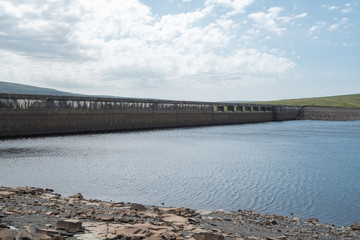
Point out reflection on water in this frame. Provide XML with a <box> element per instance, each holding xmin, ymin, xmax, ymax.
<box><xmin>0</xmin><ymin>120</ymin><xmax>359</xmax><ymax>226</ymax></box>
<box><xmin>0</xmin><ymin>147</ymin><xmax>48</xmax><ymax>158</ymax></box>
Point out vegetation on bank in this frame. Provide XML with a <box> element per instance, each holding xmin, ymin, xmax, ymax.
<box><xmin>255</xmin><ymin>94</ymin><xmax>360</xmax><ymax>108</ymax></box>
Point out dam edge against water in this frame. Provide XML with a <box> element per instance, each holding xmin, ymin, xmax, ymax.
<box><xmin>1</xmin><ymin>93</ymin><xmax>360</xmax><ymax>138</ymax></box>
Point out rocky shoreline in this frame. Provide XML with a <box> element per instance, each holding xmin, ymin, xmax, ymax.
<box><xmin>298</xmin><ymin>106</ymin><xmax>360</xmax><ymax>121</ymax></box>
<box><xmin>1</xmin><ymin>186</ymin><xmax>359</xmax><ymax>240</ymax></box>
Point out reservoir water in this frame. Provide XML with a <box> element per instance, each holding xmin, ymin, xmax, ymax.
<box><xmin>0</xmin><ymin>120</ymin><xmax>359</xmax><ymax>226</ymax></box>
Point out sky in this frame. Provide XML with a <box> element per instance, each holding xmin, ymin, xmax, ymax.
<box><xmin>0</xmin><ymin>0</ymin><xmax>359</xmax><ymax>101</ymax></box>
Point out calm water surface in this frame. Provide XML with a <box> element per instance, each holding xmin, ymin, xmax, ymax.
<box><xmin>0</xmin><ymin>120</ymin><xmax>359</xmax><ymax>226</ymax></box>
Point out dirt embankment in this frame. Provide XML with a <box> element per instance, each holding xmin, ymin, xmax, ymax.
<box><xmin>297</xmin><ymin>106</ymin><xmax>360</xmax><ymax>121</ymax></box>
<box><xmin>1</xmin><ymin>186</ymin><xmax>360</xmax><ymax>240</ymax></box>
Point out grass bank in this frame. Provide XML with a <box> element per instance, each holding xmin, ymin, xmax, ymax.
<box><xmin>255</xmin><ymin>94</ymin><xmax>360</xmax><ymax>108</ymax></box>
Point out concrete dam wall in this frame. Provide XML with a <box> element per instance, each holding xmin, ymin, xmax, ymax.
<box><xmin>0</xmin><ymin>94</ymin><xmax>301</xmax><ymax>138</ymax></box>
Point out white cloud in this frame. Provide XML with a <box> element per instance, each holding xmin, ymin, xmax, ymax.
<box><xmin>248</xmin><ymin>7</ymin><xmax>288</xmax><ymax>36</ymax></box>
<box><xmin>328</xmin><ymin>18</ymin><xmax>349</xmax><ymax>31</ymax></box>
<box><xmin>322</xmin><ymin>5</ymin><xmax>340</xmax><ymax>10</ymax></box>
<box><xmin>0</xmin><ymin>50</ymin><xmax>101</xmax><ymax>90</ymax></box>
<box><xmin>216</xmin><ymin>18</ymin><xmax>236</xmax><ymax>31</ymax></box>
<box><xmin>247</xmin><ymin>8</ymin><xmax>307</xmax><ymax>36</ymax></box>
<box><xmin>295</xmin><ymin>13</ymin><xmax>307</xmax><ymax>18</ymax></box>
<box><xmin>308</xmin><ymin>21</ymin><xmax>327</xmax><ymax>35</ymax></box>
<box><xmin>341</xmin><ymin>8</ymin><xmax>353</xmax><ymax>13</ymax></box>
<box><xmin>205</xmin><ymin>0</ymin><xmax>255</xmax><ymax>16</ymax></box>
<box><xmin>0</xmin><ymin>0</ymin><xmax>296</xmax><ymax>99</ymax></box>
<box><xmin>247</xmin><ymin>28</ymin><xmax>260</xmax><ymax>35</ymax></box>
<box><xmin>342</xmin><ymin>3</ymin><xmax>353</xmax><ymax>13</ymax></box>
<box><xmin>268</xmin><ymin>48</ymin><xmax>287</xmax><ymax>57</ymax></box>
<box><xmin>328</xmin><ymin>24</ymin><xmax>339</xmax><ymax>31</ymax></box>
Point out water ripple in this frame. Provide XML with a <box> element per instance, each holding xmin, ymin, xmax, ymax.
<box><xmin>0</xmin><ymin>121</ymin><xmax>359</xmax><ymax>226</ymax></box>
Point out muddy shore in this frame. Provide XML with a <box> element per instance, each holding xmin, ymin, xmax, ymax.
<box><xmin>1</xmin><ymin>186</ymin><xmax>359</xmax><ymax>240</ymax></box>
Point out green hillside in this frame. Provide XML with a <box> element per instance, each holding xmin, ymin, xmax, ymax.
<box><xmin>0</xmin><ymin>81</ymin><xmax>129</xmax><ymax>99</ymax></box>
<box><xmin>0</xmin><ymin>81</ymin><xmax>80</xmax><ymax>96</ymax></box>
<box><xmin>256</xmin><ymin>94</ymin><xmax>360</xmax><ymax>108</ymax></box>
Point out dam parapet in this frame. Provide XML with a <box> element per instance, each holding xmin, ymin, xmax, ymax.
<box><xmin>0</xmin><ymin>93</ymin><xmax>300</xmax><ymax>138</ymax></box>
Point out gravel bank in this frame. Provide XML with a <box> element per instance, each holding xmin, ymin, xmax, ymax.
<box><xmin>1</xmin><ymin>186</ymin><xmax>359</xmax><ymax>240</ymax></box>
<box><xmin>298</xmin><ymin>106</ymin><xmax>360</xmax><ymax>121</ymax></box>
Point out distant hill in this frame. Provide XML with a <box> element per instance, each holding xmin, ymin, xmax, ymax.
<box><xmin>0</xmin><ymin>81</ymin><xmax>139</xmax><ymax>100</ymax></box>
<box><xmin>255</xmin><ymin>94</ymin><xmax>360</xmax><ymax>108</ymax></box>
<box><xmin>0</xmin><ymin>81</ymin><xmax>82</xmax><ymax>96</ymax></box>
<box><xmin>3</xmin><ymin>81</ymin><xmax>359</xmax><ymax>108</ymax></box>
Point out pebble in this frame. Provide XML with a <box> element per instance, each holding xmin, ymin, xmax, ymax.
<box><xmin>0</xmin><ymin>186</ymin><xmax>359</xmax><ymax>240</ymax></box>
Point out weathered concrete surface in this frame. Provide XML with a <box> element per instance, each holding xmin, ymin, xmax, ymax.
<box><xmin>0</xmin><ymin>94</ymin><xmax>301</xmax><ymax>138</ymax></box>
<box><xmin>297</xmin><ymin>106</ymin><xmax>360</xmax><ymax>121</ymax></box>
<box><xmin>273</xmin><ymin>106</ymin><xmax>301</xmax><ymax>121</ymax></box>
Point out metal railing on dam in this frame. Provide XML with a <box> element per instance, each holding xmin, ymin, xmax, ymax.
<box><xmin>0</xmin><ymin>93</ymin><xmax>301</xmax><ymax>138</ymax></box>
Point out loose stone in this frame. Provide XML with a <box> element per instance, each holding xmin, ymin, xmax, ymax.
<box><xmin>192</xmin><ymin>232</ymin><xmax>225</xmax><ymax>240</ymax></box>
<box><xmin>351</xmin><ymin>222</ymin><xmax>360</xmax><ymax>231</ymax></box>
<box><xmin>56</xmin><ymin>219</ymin><xmax>82</xmax><ymax>233</ymax></box>
<box><xmin>0</xmin><ymin>228</ymin><xmax>15</xmax><ymax>240</ymax></box>
<box><xmin>130</xmin><ymin>203</ymin><xmax>147</xmax><ymax>211</ymax></box>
